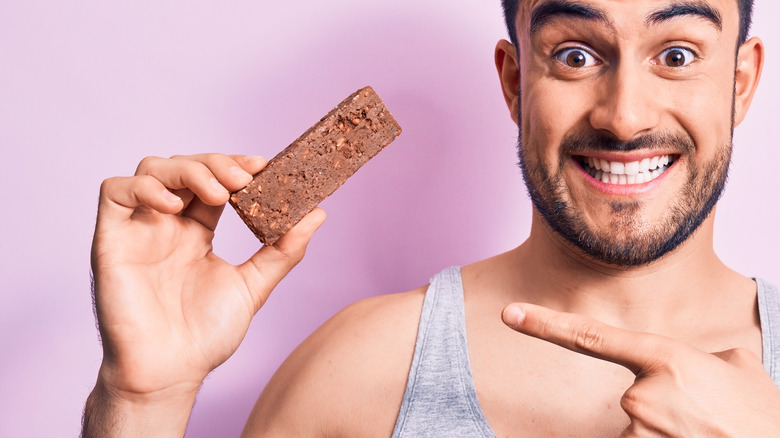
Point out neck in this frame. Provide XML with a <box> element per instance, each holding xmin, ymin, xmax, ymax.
<box><xmin>505</xmin><ymin>209</ymin><xmax>746</xmax><ymax>335</ymax></box>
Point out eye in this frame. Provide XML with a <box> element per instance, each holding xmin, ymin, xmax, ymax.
<box><xmin>554</xmin><ymin>48</ymin><xmax>600</xmax><ymax>68</ymax></box>
<box><xmin>656</xmin><ymin>47</ymin><xmax>696</xmax><ymax>67</ymax></box>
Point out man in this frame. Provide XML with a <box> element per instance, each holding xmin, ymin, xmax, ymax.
<box><xmin>83</xmin><ymin>0</ymin><xmax>780</xmax><ymax>436</ymax></box>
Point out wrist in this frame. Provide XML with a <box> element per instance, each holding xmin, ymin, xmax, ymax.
<box><xmin>82</xmin><ymin>373</ymin><xmax>201</xmax><ymax>438</ymax></box>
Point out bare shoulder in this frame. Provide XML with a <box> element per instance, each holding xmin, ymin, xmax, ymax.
<box><xmin>242</xmin><ymin>286</ymin><xmax>427</xmax><ymax>437</ymax></box>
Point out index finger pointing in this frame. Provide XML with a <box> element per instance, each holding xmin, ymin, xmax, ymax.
<box><xmin>502</xmin><ymin>303</ymin><xmax>676</xmax><ymax>376</ymax></box>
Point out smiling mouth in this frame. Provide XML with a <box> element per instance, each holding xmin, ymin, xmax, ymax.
<box><xmin>575</xmin><ymin>154</ymin><xmax>678</xmax><ymax>185</ymax></box>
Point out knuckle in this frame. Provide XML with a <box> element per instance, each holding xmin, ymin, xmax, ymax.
<box><xmin>281</xmin><ymin>246</ymin><xmax>306</xmax><ymax>266</ymax></box>
<box><xmin>621</xmin><ymin>379</ymin><xmax>665</xmax><ymax>420</ymax></box>
<box><xmin>202</xmin><ymin>153</ymin><xmax>235</xmax><ymax>171</ymax></box>
<box><xmin>292</xmin><ymin>246</ymin><xmax>307</xmax><ymax>263</ymax></box>
<box><xmin>185</xmin><ymin>159</ymin><xmax>210</xmax><ymax>176</ymax></box>
<box><xmin>99</xmin><ymin>177</ymin><xmax>118</xmax><ymax>195</ymax></box>
<box><xmin>136</xmin><ymin>174</ymin><xmax>158</xmax><ymax>189</ymax></box>
<box><xmin>274</xmin><ymin>241</ymin><xmax>308</xmax><ymax>267</ymax></box>
<box><xmin>136</xmin><ymin>155</ymin><xmax>162</xmax><ymax>175</ymax></box>
<box><xmin>186</xmin><ymin>152</ymin><xmax>225</xmax><ymax>167</ymax></box>
<box><xmin>128</xmin><ymin>175</ymin><xmax>163</xmax><ymax>198</ymax></box>
<box><xmin>573</xmin><ymin>322</ymin><xmax>606</xmax><ymax>353</ymax></box>
<box><xmin>99</xmin><ymin>176</ymin><xmax>135</xmax><ymax>199</ymax></box>
<box><xmin>620</xmin><ymin>386</ymin><xmax>644</xmax><ymax>416</ymax></box>
<box><xmin>199</xmin><ymin>152</ymin><xmax>222</xmax><ymax>162</ymax></box>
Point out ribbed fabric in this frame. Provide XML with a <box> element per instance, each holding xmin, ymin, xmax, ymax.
<box><xmin>392</xmin><ymin>267</ymin><xmax>780</xmax><ymax>436</ymax></box>
<box><xmin>757</xmin><ymin>278</ymin><xmax>780</xmax><ymax>386</ymax></box>
<box><xmin>392</xmin><ymin>267</ymin><xmax>495</xmax><ymax>437</ymax></box>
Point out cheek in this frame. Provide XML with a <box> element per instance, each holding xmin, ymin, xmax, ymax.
<box><xmin>666</xmin><ymin>45</ymin><xmax>736</xmax><ymax>145</ymax></box>
<box><xmin>668</xmin><ymin>76</ymin><xmax>734</xmax><ymax>159</ymax></box>
<box><xmin>522</xmin><ymin>78</ymin><xmax>594</xmax><ymax>164</ymax></box>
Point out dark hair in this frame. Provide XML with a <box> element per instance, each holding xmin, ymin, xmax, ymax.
<box><xmin>500</xmin><ymin>0</ymin><xmax>754</xmax><ymax>47</ymax></box>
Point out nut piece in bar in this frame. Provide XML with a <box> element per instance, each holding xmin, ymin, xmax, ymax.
<box><xmin>229</xmin><ymin>86</ymin><xmax>402</xmax><ymax>245</ymax></box>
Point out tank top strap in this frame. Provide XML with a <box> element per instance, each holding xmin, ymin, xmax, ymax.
<box><xmin>392</xmin><ymin>266</ymin><xmax>495</xmax><ymax>437</ymax></box>
<box><xmin>757</xmin><ymin>278</ymin><xmax>780</xmax><ymax>387</ymax></box>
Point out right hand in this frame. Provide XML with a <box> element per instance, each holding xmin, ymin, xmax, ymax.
<box><xmin>90</xmin><ymin>153</ymin><xmax>326</xmax><ymax>401</ymax></box>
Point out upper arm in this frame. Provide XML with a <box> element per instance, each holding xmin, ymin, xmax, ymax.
<box><xmin>241</xmin><ymin>287</ymin><xmax>426</xmax><ymax>437</ymax></box>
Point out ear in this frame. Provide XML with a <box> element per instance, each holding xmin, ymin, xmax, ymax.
<box><xmin>733</xmin><ymin>36</ymin><xmax>764</xmax><ymax>126</ymax></box>
<box><xmin>495</xmin><ymin>39</ymin><xmax>520</xmax><ymax>125</ymax></box>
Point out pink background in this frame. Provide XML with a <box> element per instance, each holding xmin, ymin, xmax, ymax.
<box><xmin>1</xmin><ymin>1</ymin><xmax>777</xmax><ymax>436</ymax></box>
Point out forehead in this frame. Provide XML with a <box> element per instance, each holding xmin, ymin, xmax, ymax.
<box><xmin>516</xmin><ymin>0</ymin><xmax>739</xmax><ymax>36</ymax></box>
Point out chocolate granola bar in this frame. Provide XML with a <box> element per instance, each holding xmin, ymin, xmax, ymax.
<box><xmin>229</xmin><ymin>86</ymin><xmax>402</xmax><ymax>245</ymax></box>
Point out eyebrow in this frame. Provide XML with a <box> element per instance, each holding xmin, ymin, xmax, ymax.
<box><xmin>529</xmin><ymin>1</ymin><xmax>609</xmax><ymax>36</ymax></box>
<box><xmin>529</xmin><ymin>0</ymin><xmax>723</xmax><ymax>38</ymax></box>
<box><xmin>646</xmin><ymin>1</ymin><xmax>722</xmax><ymax>31</ymax></box>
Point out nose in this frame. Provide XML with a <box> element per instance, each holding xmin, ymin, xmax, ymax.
<box><xmin>588</xmin><ymin>61</ymin><xmax>661</xmax><ymax>142</ymax></box>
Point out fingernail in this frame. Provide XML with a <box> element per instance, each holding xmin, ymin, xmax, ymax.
<box><xmin>163</xmin><ymin>189</ymin><xmax>181</xmax><ymax>203</ymax></box>
<box><xmin>504</xmin><ymin>305</ymin><xmax>525</xmax><ymax>327</ymax></box>
<box><xmin>246</xmin><ymin>155</ymin><xmax>265</xmax><ymax>162</ymax></box>
<box><xmin>209</xmin><ymin>177</ymin><xmax>228</xmax><ymax>194</ymax></box>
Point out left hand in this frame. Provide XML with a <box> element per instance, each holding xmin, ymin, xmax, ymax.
<box><xmin>502</xmin><ymin>303</ymin><xmax>780</xmax><ymax>437</ymax></box>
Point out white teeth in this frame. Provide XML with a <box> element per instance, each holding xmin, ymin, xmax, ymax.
<box><xmin>639</xmin><ymin>158</ymin><xmax>651</xmax><ymax>173</ymax></box>
<box><xmin>650</xmin><ymin>156</ymin><xmax>659</xmax><ymax>169</ymax></box>
<box><xmin>581</xmin><ymin>154</ymin><xmax>673</xmax><ymax>185</ymax></box>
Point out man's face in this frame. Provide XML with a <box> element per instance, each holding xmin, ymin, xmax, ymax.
<box><xmin>509</xmin><ymin>0</ymin><xmax>747</xmax><ymax>266</ymax></box>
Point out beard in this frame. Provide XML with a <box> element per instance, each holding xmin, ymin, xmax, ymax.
<box><xmin>518</xmin><ymin>129</ymin><xmax>732</xmax><ymax>267</ymax></box>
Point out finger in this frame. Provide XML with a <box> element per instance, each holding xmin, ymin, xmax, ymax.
<box><xmin>237</xmin><ymin>207</ymin><xmax>327</xmax><ymax>312</ymax></box>
<box><xmin>170</xmin><ymin>188</ymin><xmax>195</xmax><ymax>207</ymax></box>
<box><xmin>502</xmin><ymin>303</ymin><xmax>678</xmax><ymax>375</ymax></box>
<box><xmin>129</xmin><ymin>154</ymin><xmax>264</xmax><ymax>233</ymax></box>
<box><xmin>170</xmin><ymin>153</ymin><xmax>258</xmax><ymax>192</ymax></box>
<box><xmin>134</xmin><ymin>156</ymin><xmax>229</xmax><ymax>206</ymax></box>
<box><xmin>174</xmin><ymin>156</ymin><xmax>265</xmax><ymax>231</ymax></box>
<box><xmin>98</xmin><ymin>176</ymin><xmax>183</xmax><ymax>222</ymax></box>
<box><xmin>180</xmin><ymin>201</ymin><xmax>226</xmax><ymax>232</ymax></box>
<box><xmin>229</xmin><ymin>154</ymin><xmax>267</xmax><ymax>176</ymax></box>
<box><xmin>135</xmin><ymin>154</ymin><xmax>254</xmax><ymax>207</ymax></box>
<box><xmin>168</xmin><ymin>188</ymin><xmax>226</xmax><ymax>231</ymax></box>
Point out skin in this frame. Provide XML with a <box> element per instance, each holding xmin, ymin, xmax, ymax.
<box><xmin>83</xmin><ymin>154</ymin><xmax>326</xmax><ymax>436</ymax></box>
<box><xmin>83</xmin><ymin>0</ymin><xmax>779</xmax><ymax>437</ymax></box>
<box><xmin>508</xmin><ymin>0</ymin><xmax>741</xmax><ymax>268</ymax></box>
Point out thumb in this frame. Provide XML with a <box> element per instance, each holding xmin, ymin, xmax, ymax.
<box><xmin>237</xmin><ymin>207</ymin><xmax>327</xmax><ymax>312</ymax></box>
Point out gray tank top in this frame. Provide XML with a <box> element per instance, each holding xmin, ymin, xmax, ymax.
<box><xmin>391</xmin><ymin>267</ymin><xmax>780</xmax><ymax>437</ymax></box>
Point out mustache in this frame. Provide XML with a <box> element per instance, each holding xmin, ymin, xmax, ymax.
<box><xmin>560</xmin><ymin>131</ymin><xmax>695</xmax><ymax>155</ymax></box>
